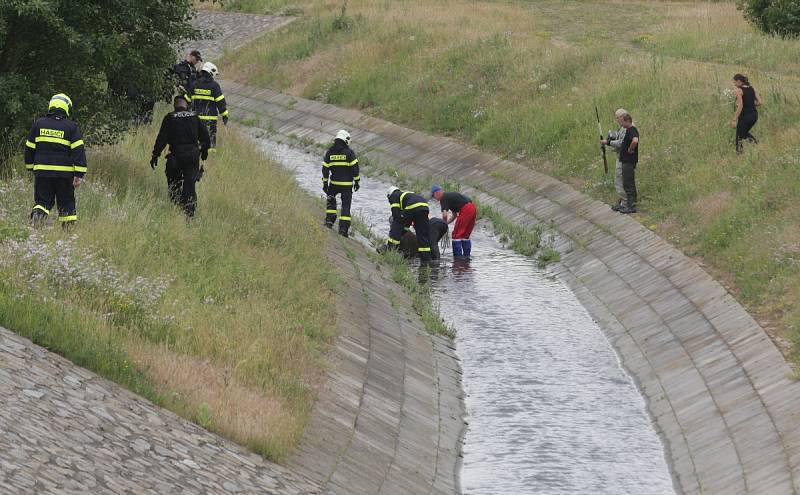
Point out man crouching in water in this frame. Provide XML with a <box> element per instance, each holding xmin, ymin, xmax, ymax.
<box><xmin>150</xmin><ymin>95</ymin><xmax>210</xmax><ymax>217</ymax></box>
<box><xmin>398</xmin><ymin>217</ymin><xmax>449</xmax><ymax>260</ymax></box>
<box><xmin>385</xmin><ymin>186</ymin><xmax>432</xmax><ymax>265</ymax></box>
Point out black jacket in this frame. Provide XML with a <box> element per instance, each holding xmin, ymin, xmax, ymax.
<box><xmin>388</xmin><ymin>190</ymin><xmax>429</xmax><ymax>221</ymax></box>
<box><xmin>152</xmin><ymin>110</ymin><xmax>211</xmax><ymax>157</ymax></box>
<box><xmin>322</xmin><ymin>139</ymin><xmax>360</xmax><ymax>188</ymax></box>
<box><xmin>186</xmin><ymin>73</ymin><xmax>228</xmax><ymax>121</ymax></box>
<box><xmin>400</xmin><ymin>217</ymin><xmax>448</xmax><ymax>259</ymax></box>
<box><xmin>172</xmin><ymin>60</ymin><xmax>197</xmax><ymax>90</ymax></box>
<box><xmin>24</xmin><ymin>110</ymin><xmax>87</xmax><ymax>178</ymax></box>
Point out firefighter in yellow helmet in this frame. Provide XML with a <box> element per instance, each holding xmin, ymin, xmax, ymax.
<box><xmin>24</xmin><ymin>93</ymin><xmax>87</xmax><ymax>227</ymax></box>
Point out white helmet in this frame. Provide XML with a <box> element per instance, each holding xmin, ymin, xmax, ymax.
<box><xmin>336</xmin><ymin>129</ymin><xmax>351</xmax><ymax>144</ymax></box>
<box><xmin>201</xmin><ymin>62</ymin><xmax>219</xmax><ymax>77</ymax></box>
<box><xmin>387</xmin><ymin>186</ymin><xmax>400</xmax><ymax>197</ymax></box>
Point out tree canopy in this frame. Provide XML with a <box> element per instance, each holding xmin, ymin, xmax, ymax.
<box><xmin>740</xmin><ymin>0</ymin><xmax>800</xmax><ymax>38</ymax></box>
<box><xmin>0</xmin><ymin>0</ymin><xmax>203</xmax><ymax>157</ymax></box>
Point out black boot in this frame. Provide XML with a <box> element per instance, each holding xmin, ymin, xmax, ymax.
<box><xmin>30</xmin><ymin>210</ymin><xmax>48</xmax><ymax>228</ymax></box>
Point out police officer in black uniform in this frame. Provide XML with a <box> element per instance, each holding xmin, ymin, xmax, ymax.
<box><xmin>150</xmin><ymin>95</ymin><xmax>210</xmax><ymax>217</ymax></box>
<box><xmin>25</xmin><ymin>93</ymin><xmax>87</xmax><ymax>228</ymax></box>
<box><xmin>186</xmin><ymin>62</ymin><xmax>228</xmax><ymax>152</ymax></box>
<box><xmin>322</xmin><ymin>129</ymin><xmax>360</xmax><ymax>237</ymax></box>
<box><xmin>386</xmin><ymin>186</ymin><xmax>432</xmax><ymax>264</ymax></box>
<box><xmin>172</xmin><ymin>50</ymin><xmax>202</xmax><ymax>95</ymax></box>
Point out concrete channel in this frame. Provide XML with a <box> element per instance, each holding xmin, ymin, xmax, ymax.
<box><xmin>251</xmin><ymin>136</ymin><xmax>675</xmax><ymax>494</ymax></box>
<box><xmin>222</xmin><ymin>78</ymin><xmax>800</xmax><ymax>494</ymax></box>
<box><xmin>190</xmin><ymin>9</ymin><xmax>800</xmax><ymax>494</ymax></box>
<box><xmin>0</xmin><ymin>10</ymin><xmax>784</xmax><ymax>495</ymax></box>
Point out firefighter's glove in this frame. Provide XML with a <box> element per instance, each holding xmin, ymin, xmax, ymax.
<box><xmin>197</xmin><ymin>165</ymin><xmax>204</xmax><ymax>182</ymax></box>
<box><xmin>322</xmin><ymin>183</ymin><xmax>329</xmax><ymax>194</ymax></box>
<box><xmin>201</xmin><ymin>149</ymin><xmax>209</xmax><ymax>161</ymax></box>
<box><xmin>150</xmin><ymin>155</ymin><xmax>158</xmax><ymax>170</ymax></box>
<box><xmin>222</xmin><ymin>115</ymin><xmax>229</xmax><ymax>126</ymax></box>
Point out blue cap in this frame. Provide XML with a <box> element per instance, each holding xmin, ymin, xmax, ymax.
<box><xmin>431</xmin><ymin>184</ymin><xmax>443</xmax><ymax>197</ymax></box>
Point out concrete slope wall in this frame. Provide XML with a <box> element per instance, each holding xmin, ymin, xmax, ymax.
<box><xmin>0</xmin><ymin>326</ymin><xmax>322</xmax><ymax>494</ymax></box>
<box><xmin>224</xmin><ymin>81</ymin><xmax>800</xmax><ymax>495</ymax></box>
<box><xmin>288</xmin><ymin>235</ymin><xmax>463</xmax><ymax>495</ymax></box>
<box><xmin>188</xmin><ymin>14</ymin><xmax>465</xmax><ymax>494</ymax></box>
<box><xmin>0</xmin><ymin>232</ymin><xmax>463</xmax><ymax>495</ymax></box>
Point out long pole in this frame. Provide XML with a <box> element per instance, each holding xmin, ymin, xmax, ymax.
<box><xmin>595</xmin><ymin>106</ymin><xmax>608</xmax><ymax>174</ymax></box>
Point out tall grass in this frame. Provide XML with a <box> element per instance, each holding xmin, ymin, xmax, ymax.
<box><xmin>198</xmin><ymin>0</ymin><xmax>303</xmax><ymax>15</ymax></box>
<box><xmin>221</xmin><ymin>0</ymin><xmax>800</xmax><ymax>360</ymax></box>
<box><xmin>0</xmin><ymin>115</ymin><xmax>335</xmax><ymax>460</ymax></box>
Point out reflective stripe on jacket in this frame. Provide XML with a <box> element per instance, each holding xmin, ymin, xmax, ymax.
<box><xmin>24</xmin><ymin>112</ymin><xmax>87</xmax><ymax>177</ymax></box>
<box><xmin>322</xmin><ymin>139</ymin><xmax>359</xmax><ymax>187</ymax></box>
<box><xmin>186</xmin><ymin>74</ymin><xmax>228</xmax><ymax>120</ymax></box>
<box><xmin>388</xmin><ymin>190</ymin><xmax>428</xmax><ymax>221</ymax></box>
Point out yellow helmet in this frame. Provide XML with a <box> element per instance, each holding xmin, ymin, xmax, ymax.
<box><xmin>49</xmin><ymin>93</ymin><xmax>73</xmax><ymax>116</ymax></box>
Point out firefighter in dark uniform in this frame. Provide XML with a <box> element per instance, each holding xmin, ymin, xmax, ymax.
<box><xmin>25</xmin><ymin>93</ymin><xmax>87</xmax><ymax>228</ymax></box>
<box><xmin>322</xmin><ymin>130</ymin><xmax>359</xmax><ymax>237</ymax></box>
<box><xmin>186</xmin><ymin>62</ymin><xmax>228</xmax><ymax>152</ymax></box>
<box><xmin>398</xmin><ymin>217</ymin><xmax>448</xmax><ymax>260</ymax></box>
<box><xmin>386</xmin><ymin>186</ymin><xmax>432</xmax><ymax>264</ymax></box>
<box><xmin>150</xmin><ymin>95</ymin><xmax>211</xmax><ymax>217</ymax></box>
<box><xmin>172</xmin><ymin>50</ymin><xmax>202</xmax><ymax>95</ymax></box>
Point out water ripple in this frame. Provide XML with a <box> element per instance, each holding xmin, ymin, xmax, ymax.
<box><xmin>251</xmin><ymin>134</ymin><xmax>675</xmax><ymax>495</ymax></box>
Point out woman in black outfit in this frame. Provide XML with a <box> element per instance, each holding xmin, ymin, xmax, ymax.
<box><xmin>731</xmin><ymin>73</ymin><xmax>762</xmax><ymax>154</ymax></box>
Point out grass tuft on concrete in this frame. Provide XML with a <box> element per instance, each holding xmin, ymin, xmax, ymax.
<box><xmin>0</xmin><ymin>114</ymin><xmax>335</xmax><ymax>461</ymax></box>
<box><xmin>377</xmin><ymin>249</ymin><xmax>455</xmax><ymax>339</ymax></box>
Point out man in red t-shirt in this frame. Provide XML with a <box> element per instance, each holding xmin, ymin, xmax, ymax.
<box><xmin>432</xmin><ymin>185</ymin><xmax>476</xmax><ymax>257</ymax></box>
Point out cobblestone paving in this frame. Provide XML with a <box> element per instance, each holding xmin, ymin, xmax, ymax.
<box><xmin>0</xmin><ymin>13</ymin><xmax>322</xmax><ymax>495</ymax></box>
<box><xmin>185</xmin><ymin>11</ymin><xmax>293</xmax><ymax>62</ymax></box>
<box><xmin>0</xmin><ymin>327</ymin><xmax>322</xmax><ymax>495</ymax></box>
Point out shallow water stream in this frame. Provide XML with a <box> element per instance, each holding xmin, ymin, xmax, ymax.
<box><xmin>251</xmin><ymin>134</ymin><xmax>675</xmax><ymax>495</ymax></box>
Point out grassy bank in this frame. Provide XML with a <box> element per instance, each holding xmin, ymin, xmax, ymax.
<box><xmin>198</xmin><ymin>0</ymin><xmax>302</xmax><ymax>15</ymax></box>
<box><xmin>0</xmin><ymin>115</ymin><xmax>335</xmax><ymax>461</ymax></box>
<box><xmin>223</xmin><ymin>0</ymin><xmax>800</xmax><ymax>359</ymax></box>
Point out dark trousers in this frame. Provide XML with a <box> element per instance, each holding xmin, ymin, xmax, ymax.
<box><xmin>399</xmin><ymin>220</ymin><xmax>447</xmax><ymax>260</ymax></box>
<box><xmin>165</xmin><ymin>152</ymin><xmax>200</xmax><ymax>216</ymax></box>
<box><xmin>325</xmin><ymin>186</ymin><xmax>352</xmax><ymax>234</ymax></box>
<box><xmin>202</xmin><ymin>120</ymin><xmax>218</xmax><ymax>150</ymax></box>
<box><xmin>736</xmin><ymin>113</ymin><xmax>758</xmax><ymax>151</ymax></box>
<box><xmin>621</xmin><ymin>161</ymin><xmax>637</xmax><ymax>207</ymax></box>
<box><xmin>389</xmin><ymin>209</ymin><xmax>431</xmax><ymax>262</ymax></box>
<box><xmin>32</xmin><ymin>176</ymin><xmax>76</xmax><ymax>224</ymax></box>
